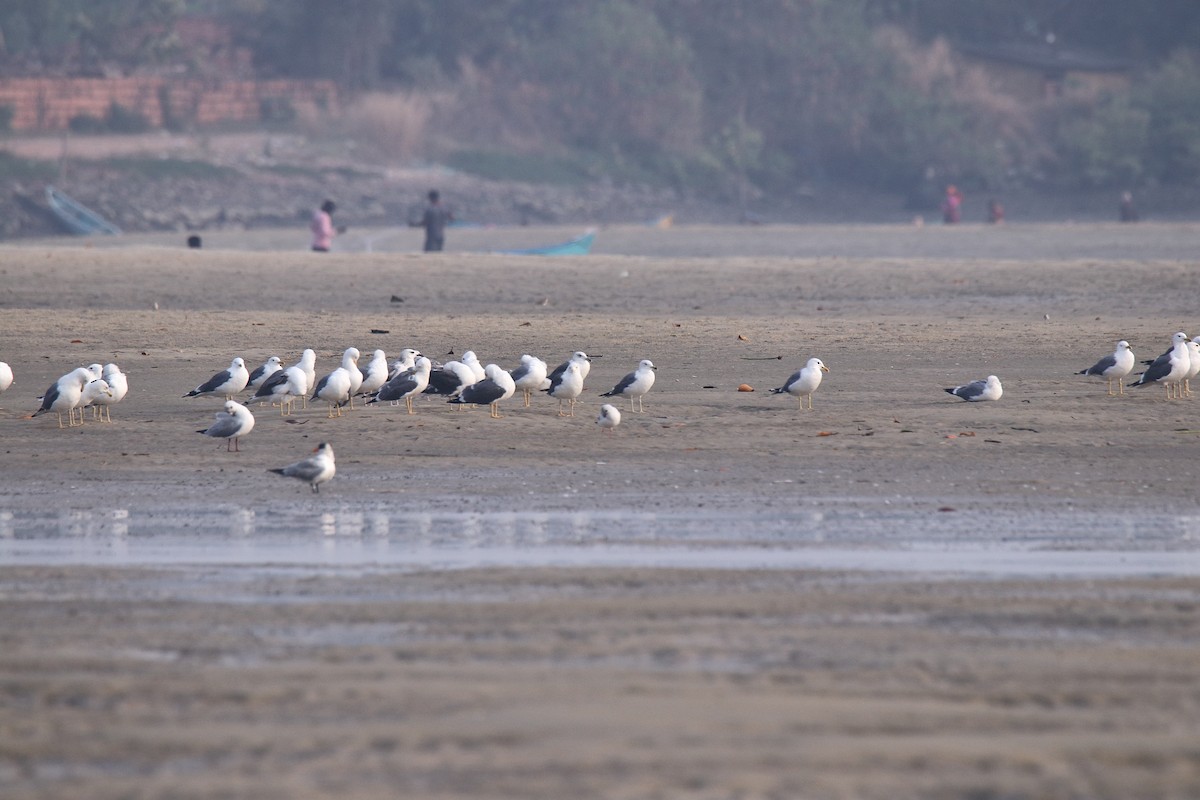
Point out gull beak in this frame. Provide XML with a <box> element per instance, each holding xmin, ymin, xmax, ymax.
<box><xmin>820</xmin><ymin>365</ymin><xmax>830</xmax><ymax>372</ymax></box>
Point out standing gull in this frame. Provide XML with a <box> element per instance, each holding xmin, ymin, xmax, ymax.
<box><xmin>197</xmin><ymin>400</ymin><xmax>255</xmax><ymax>452</ymax></box>
<box><xmin>79</xmin><ymin>378</ymin><xmax>113</xmax><ymax>422</ymax></box>
<box><xmin>596</xmin><ymin>403</ymin><xmax>621</xmax><ymax>434</ymax></box>
<box><xmin>253</xmin><ymin>363</ymin><xmax>308</xmax><ymax>415</ymax></box>
<box><xmin>246</xmin><ymin>356</ymin><xmax>283</xmax><ymax>393</ymax></box>
<box><xmin>1078</xmin><ymin>340</ymin><xmax>1135</xmax><ymax>396</ymax></box>
<box><xmin>388</xmin><ymin>348</ymin><xmax>421</xmax><ymax>379</ymax></box>
<box><xmin>544</xmin><ymin>362</ymin><xmax>584</xmax><ymax>417</ymax></box>
<box><xmin>450</xmin><ymin>364</ymin><xmax>516</xmax><ymax>417</ymax></box>
<box><xmin>311</xmin><ymin>363</ymin><xmax>353</xmax><ymax>417</ymax></box>
<box><xmin>945</xmin><ymin>375</ymin><xmax>1003</xmax><ymax>402</ymax></box>
<box><xmin>184</xmin><ymin>357</ymin><xmax>248</xmax><ymax>399</ymax></box>
<box><xmin>601</xmin><ymin>359</ymin><xmax>657</xmax><ymax>412</ymax></box>
<box><xmin>1183</xmin><ymin>338</ymin><xmax>1200</xmax><ymax>397</ymax></box>
<box><xmin>270</xmin><ymin>442</ymin><xmax>336</xmax><ymax>493</ymax></box>
<box><xmin>510</xmin><ymin>354</ymin><xmax>549</xmax><ymax>408</ymax></box>
<box><xmin>33</xmin><ymin>367</ymin><xmax>92</xmax><ymax>427</ymax></box>
<box><xmin>1131</xmin><ymin>332</ymin><xmax>1190</xmax><ymax>398</ymax></box>
<box><xmin>369</xmin><ymin>356</ymin><xmax>431</xmax><ymax>413</ymax></box>
<box><xmin>548</xmin><ymin>351</ymin><xmax>592</xmax><ymax>387</ymax></box>
<box><xmin>92</xmin><ymin>363</ymin><xmax>129</xmax><ymax>422</ymax></box>
<box><xmin>0</xmin><ymin>361</ymin><xmax>13</xmax><ymax>400</ymax></box>
<box><xmin>340</xmin><ymin>347</ymin><xmax>364</xmax><ymax>408</ymax></box>
<box><xmin>357</xmin><ymin>349</ymin><xmax>389</xmax><ymax>398</ymax></box>
<box><xmin>424</xmin><ymin>358</ymin><xmax>478</xmax><ymax>401</ymax></box>
<box><xmin>771</xmin><ymin>358</ymin><xmax>830</xmax><ymax>410</ymax></box>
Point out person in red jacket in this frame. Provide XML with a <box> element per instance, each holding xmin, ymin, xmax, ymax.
<box><xmin>310</xmin><ymin>199</ymin><xmax>336</xmax><ymax>252</ymax></box>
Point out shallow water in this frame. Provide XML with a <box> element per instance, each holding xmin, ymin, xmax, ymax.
<box><xmin>2</xmin><ymin>503</ymin><xmax>1197</xmax><ymax>577</ymax></box>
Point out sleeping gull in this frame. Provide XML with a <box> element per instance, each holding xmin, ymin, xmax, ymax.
<box><xmin>270</xmin><ymin>442</ymin><xmax>336</xmax><ymax>493</ymax></box>
<box><xmin>311</xmin><ymin>363</ymin><xmax>353</xmax><ymax>417</ymax></box>
<box><xmin>297</xmin><ymin>348</ymin><xmax>317</xmax><ymax>408</ymax></box>
<box><xmin>369</xmin><ymin>356</ymin><xmax>431</xmax><ymax>413</ymax></box>
<box><xmin>1184</xmin><ymin>338</ymin><xmax>1200</xmax><ymax>397</ymax></box>
<box><xmin>79</xmin><ymin>379</ymin><xmax>113</xmax><ymax>422</ymax></box>
<box><xmin>450</xmin><ymin>363</ymin><xmax>516</xmax><ymax>417</ymax></box>
<box><xmin>93</xmin><ymin>363</ymin><xmax>129</xmax><ymax>422</ymax></box>
<box><xmin>341</xmin><ymin>347</ymin><xmax>364</xmax><ymax>408</ymax></box>
<box><xmin>461</xmin><ymin>350</ymin><xmax>487</xmax><ymax>382</ymax></box>
<box><xmin>770</xmin><ymin>358</ymin><xmax>829</xmax><ymax>409</ymax></box>
<box><xmin>596</xmin><ymin>403</ymin><xmax>621</xmax><ymax>433</ymax></box>
<box><xmin>1131</xmin><ymin>332</ymin><xmax>1189</xmax><ymax>398</ymax></box>
<box><xmin>424</xmin><ymin>358</ymin><xmax>478</xmax><ymax>401</ymax></box>
<box><xmin>544</xmin><ymin>361</ymin><xmax>584</xmax><ymax>417</ymax></box>
<box><xmin>184</xmin><ymin>357</ymin><xmax>249</xmax><ymax>399</ymax></box>
<box><xmin>0</xmin><ymin>361</ymin><xmax>13</xmax><ymax>398</ymax></box>
<box><xmin>197</xmin><ymin>400</ymin><xmax>255</xmax><ymax>451</ymax></box>
<box><xmin>33</xmin><ymin>367</ymin><xmax>92</xmax><ymax>427</ymax></box>
<box><xmin>601</xmin><ymin>359</ymin><xmax>656</xmax><ymax>412</ymax></box>
<box><xmin>510</xmin><ymin>354</ymin><xmax>549</xmax><ymax>407</ymax></box>
<box><xmin>945</xmin><ymin>374</ymin><xmax>1003</xmax><ymax>402</ymax></box>
<box><xmin>1078</xmin><ymin>340</ymin><xmax>1135</xmax><ymax>396</ymax></box>
<box><xmin>357</xmin><ymin>349</ymin><xmax>389</xmax><ymax>397</ymax></box>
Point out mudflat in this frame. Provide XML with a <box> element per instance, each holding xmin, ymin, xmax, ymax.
<box><xmin>1</xmin><ymin>223</ymin><xmax>1198</xmax><ymax>799</ymax></box>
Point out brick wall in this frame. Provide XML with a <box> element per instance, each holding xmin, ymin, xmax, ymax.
<box><xmin>0</xmin><ymin>78</ymin><xmax>339</xmax><ymax>131</ymax></box>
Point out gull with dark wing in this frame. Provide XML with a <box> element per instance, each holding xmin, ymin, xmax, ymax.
<box><xmin>510</xmin><ymin>354</ymin><xmax>548</xmax><ymax>408</ymax></box>
<box><xmin>197</xmin><ymin>400</ymin><xmax>255</xmax><ymax>452</ymax></box>
<box><xmin>600</xmin><ymin>359</ymin><xmax>656</xmax><ymax>412</ymax></box>
<box><xmin>450</xmin><ymin>363</ymin><xmax>516</xmax><ymax>418</ymax></box>
<box><xmin>1078</xmin><ymin>340</ymin><xmax>1135</xmax><ymax>396</ymax></box>
<box><xmin>945</xmin><ymin>374</ymin><xmax>1003</xmax><ymax>402</ymax></box>
<box><xmin>770</xmin><ymin>357</ymin><xmax>830</xmax><ymax>410</ymax></box>
<box><xmin>184</xmin><ymin>357</ymin><xmax>249</xmax><ymax>400</ymax></box>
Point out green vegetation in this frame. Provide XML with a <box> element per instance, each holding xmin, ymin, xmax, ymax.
<box><xmin>3</xmin><ymin>1</ymin><xmax>1200</xmax><ymax>196</ymax></box>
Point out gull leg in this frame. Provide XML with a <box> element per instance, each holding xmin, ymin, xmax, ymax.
<box><xmin>569</xmin><ymin>398</ymin><xmax>577</xmax><ymax>417</ymax></box>
<box><xmin>523</xmin><ymin>388</ymin><xmax>531</xmax><ymax>408</ymax></box>
<box><xmin>406</xmin><ymin>396</ymin><xmax>415</xmax><ymax>415</ymax></box>
<box><xmin>490</xmin><ymin>403</ymin><xmax>501</xmax><ymax>419</ymax></box>
<box><xmin>1118</xmin><ymin>378</ymin><xmax>1124</xmax><ymax>396</ymax></box>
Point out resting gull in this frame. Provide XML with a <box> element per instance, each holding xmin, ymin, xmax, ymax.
<box><xmin>369</xmin><ymin>356</ymin><xmax>431</xmax><ymax>414</ymax></box>
<box><xmin>184</xmin><ymin>357</ymin><xmax>249</xmax><ymax>399</ymax></box>
<box><xmin>545</xmin><ymin>361</ymin><xmax>584</xmax><ymax>417</ymax></box>
<box><xmin>253</xmin><ymin>364</ymin><xmax>308</xmax><ymax>415</ymax></box>
<box><xmin>79</xmin><ymin>379</ymin><xmax>113</xmax><ymax>422</ymax></box>
<box><xmin>601</xmin><ymin>359</ymin><xmax>657</xmax><ymax>412</ymax></box>
<box><xmin>596</xmin><ymin>403</ymin><xmax>621</xmax><ymax>433</ymax></box>
<box><xmin>246</xmin><ymin>356</ymin><xmax>283</xmax><ymax>392</ymax></box>
<box><xmin>388</xmin><ymin>348</ymin><xmax>421</xmax><ymax>379</ymax></box>
<box><xmin>424</xmin><ymin>358</ymin><xmax>478</xmax><ymax>400</ymax></box>
<box><xmin>770</xmin><ymin>357</ymin><xmax>830</xmax><ymax>409</ymax></box>
<box><xmin>510</xmin><ymin>354</ymin><xmax>549</xmax><ymax>408</ymax></box>
<box><xmin>94</xmin><ymin>363</ymin><xmax>129</xmax><ymax>422</ymax></box>
<box><xmin>33</xmin><ymin>366</ymin><xmax>92</xmax><ymax>427</ymax></box>
<box><xmin>340</xmin><ymin>347</ymin><xmax>364</xmax><ymax>408</ymax></box>
<box><xmin>945</xmin><ymin>374</ymin><xmax>1003</xmax><ymax>402</ymax></box>
<box><xmin>198</xmin><ymin>400</ymin><xmax>255</xmax><ymax>451</ymax></box>
<box><xmin>357</xmin><ymin>349</ymin><xmax>389</xmax><ymax>397</ymax></box>
<box><xmin>1078</xmin><ymin>340</ymin><xmax>1135</xmax><ymax>396</ymax></box>
<box><xmin>270</xmin><ymin>442</ymin><xmax>336</xmax><ymax>493</ymax></box>
<box><xmin>1131</xmin><ymin>332</ymin><xmax>1189</xmax><ymax>398</ymax></box>
<box><xmin>450</xmin><ymin>363</ymin><xmax>516</xmax><ymax>417</ymax></box>
<box><xmin>311</xmin><ymin>364</ymin><xmax>353</xmax><ymax>417</ymax></box>
<box><xmin>461</xmin><ymin>350</ymin><xmax>487</xmax><ymax>382</ymax></box>
<box><xmin>0</xmin><ymin>360</ymin><xmax>13</xmax><ymax>398</ymax></box>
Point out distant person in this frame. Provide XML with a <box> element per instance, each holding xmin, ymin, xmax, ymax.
<box><xmin>987</xmin><ymin>198</ymin><xmax>1005</xmax><ymax>224</ymax></box>
<box><xmin>1119</xmin><ymin>191</ymin><xmax>1138</xmax><ymax>222</ymax></box>
<box><xmin>186</xmin><ymin>235</ymin><xmax>202</xmax><ymax>249</ymax></box>
<box><xmin>412</xmin><ymin>190</ymin><xmax>452</xmax><ymax>252</ymax></box>
<box><xmin>941</xmin><ymin>185</ymin><xmax>962</xmax><ymax>224</ymax></box>
<box><xmin>310</xmin><ymin>199</ymin><xmax>336</xmax><ymax>252</ymax></box>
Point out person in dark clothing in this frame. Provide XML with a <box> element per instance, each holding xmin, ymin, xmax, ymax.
<box><xmin>1119</xmin><ymin>191</ymin><xmax>1139</xmax><ymax>222</ymax></box>
<box><xmin>412</xmin><ymin>190</ymin><xmax>452</xmax><ymax>252</ymax></box>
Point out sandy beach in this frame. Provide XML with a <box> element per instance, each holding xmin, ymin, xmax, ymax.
<box><xmin>1</xmin><ymin>222</ymin><xmax>1199</xmax><ymax>799</ymax></box>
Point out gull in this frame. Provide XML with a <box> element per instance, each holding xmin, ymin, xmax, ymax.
<box><xmin>945</xmin><ymin>375</ymin><xmax>1003</xmax><ymax>402</ymax></box>
<box><xmin>597</xmin><ymin>403</ymin><xmax>621</xmax><ymax>434</ymax></box>
<box><xmin>79</xmin><ymin>379</ymin><xmax>113</xmax><ymax>422</ymax></box>
<box><xmin>601</xmin><ymin>359</ymin><xmax>657</xmax><ymax>412</ymax></box>
<box><xmin>1078</xmin><ymin>340</ymin><xmax>1135</xmax><ymax>396</ymax></box>
<box><xmin>33</xmin><ymin>366</ymin><xmax>92</xmax><ymax>427</ymax></box>
<box><xmin>424</xmin><ymin>358</ymin><xmax>478</xmax><ymax>401</ymax></box>
<box><xmin>547</xmin><ymin>351</ymin><xmax>592</xmax><ymax>387</ymax></box>
<box><xmin>311</xmin><ymin>364</ymin><xmax>353</xmax><ymax>417</ymax></box>
<box><xmin>770</xmin><ymin>357</ymin><xmax>830</xmax><ymax>409</ymax></box>
<box><xmin>544</xmin><ymin>361</ymin><xmax>584</xmax><ymax>417</ymax></box>
<box><xmin>184</xmin><ymin>357</ymin><xmax>249</xmax><ymax>399</ymax></box>
<box><xmin>270</xmin><ymin>442</ymin><xmax>336</xmax><ymax>493</ymax></box>
<box><xmin>450</xmin><ymin>364</ymin><xmax>516</xmax><ymax>417</ymax></box>
<box><xmin>461</xmin><ymin>350</ymin><xmax>486</xmax><ymax>381</ymax></box>
<box><xmin>0</xmin><ymin>360</ymin><xmax>13</xmax><ymax>399</ymax></box>
<box><xmin>246</xmin><ymin>356</ymin><xmax>283</xmax><ymax>392</ymax></box>
<box><xmin>340</xmin><ymin>347</ymin><xmax>364</xmax><ymax>408</ymax></box>
<box><xmin>253</xmin><ymin>363</ymin><xmax>308</xmax><ymax>415</ymax></box>
<box><xmin>1131</xmin><ymin>332</ymin><xmax>1190</xmax><ymax>399</ymax></box>
<box><xmin>388</xmin><ymin>348</ymin><xmax>421</xmax><ymax>379</ymax></box>
<box><xmin>86</xmin><ymin>364</ymin><xmax>127</xmax><ymax>422</ymax></box>
<box><xmin>510</xmin><ymin>354</ymin><xmax>549</xmax><ymax>408</ymax></box>
<box><xmin>369</xmin><ymin>356</ymin><xmax>431</xmax><ymax>413</ymax></box>
<box><xmin>1184</xmin><ymin>339</ymin><xmax>1200</xmax><ymax>397</ymax></box>
<box><xmin>357</xmin><ymin>349</ymin><xmax>389</xmax><ymax>397</ymax></box>
<box><xmin>197</xmin><ymin>400</ymin><xmax>255</xmax><ymax>452</ymax></box>
<box><xmin>297</xmin><ymin>348</ymin><xmax>317</xmax><ymax>408</ymax></box>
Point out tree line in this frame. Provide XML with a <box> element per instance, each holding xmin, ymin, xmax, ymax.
<box><xmin>3</xmin><ymin>0</ymin><xmax>1200</xmax><ymax>199</ymax></box>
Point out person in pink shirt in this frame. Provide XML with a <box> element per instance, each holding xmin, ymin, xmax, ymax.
<box><xmin>310</xmin><ymin>199</ymin><xmax>336</xmax><ymax>251</ymax></box>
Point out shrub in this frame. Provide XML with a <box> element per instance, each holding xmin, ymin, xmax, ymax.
<box><xmin>1050</xmin><ymin>95</ymin><xmax>1150</xmax><ymax>188</ymax></box>
<box><xmin>105</xmin><ymin>102</ymin><xmax>150</xmax><ymax>133</ymax></box>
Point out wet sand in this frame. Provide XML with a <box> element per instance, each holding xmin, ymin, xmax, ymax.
<box><xmin>1</xmin><ymin>223</ymin><xmax>1199</xmax><ymax>798</ymax></box>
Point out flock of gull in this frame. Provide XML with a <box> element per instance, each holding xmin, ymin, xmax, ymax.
<box><xmin>1</xmin><ymin>329</ymin><xmax>1196</xmax><ymax>492</ymax></box>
